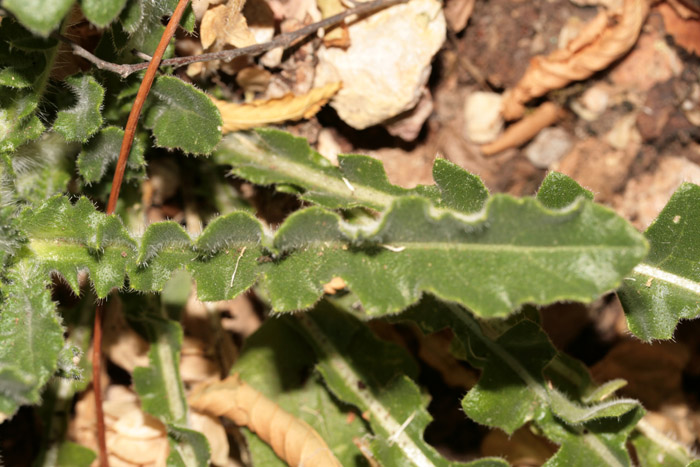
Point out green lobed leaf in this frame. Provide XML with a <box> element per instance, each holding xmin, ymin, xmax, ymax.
<box><xmin>214</xmin><ymin>129</ymin><xmax>439</xmax><ymax>210</ymax></box>
<box><xmin>19</xmin><ymin>195</ymin><xmax>137</xmax><ymax>296</ymax></box>
<box><xmin>265</xmin><ymin>193</ymin><xmax>647</xmax><ymax>317</ymax></box>
<box><xmin>537</xmin><ymin>171</ymin><xmax>594</xmax><ymax>209</ymax></box>
<box><xmin>293</xmin><ymin>302</ymin><xmax>507</xmax><ymax>466</ymax></box>
<box><xmin>79</xmin><ymin>0</ymin><xmax>128</xmax><ymax>27</ymax></box>
<box><xmin>53</xmin><ymin>74</ymin><xmax>105</xmax><ymax>143</ymax></box>
<box><xmin>2</xmin><ymin>0</ymin><xmax>74</xmax><ymax>36</ymax></box>
<box><xmin>0</xmin><ymin>261</ymin><xmax>64</xmax><ymax>420</ymax></box>
<box><xmin>143</xmin><ymin>76</ymin><xmax>222</xmax><ymax>155</ymax></box>
<box><xmin>21</xmin><ymin>182</ymin><xmax>647</xmax><ymax>316</ymax></box>
<box><xmin>396</xmin><ymin>298</ymin><xmax>641</xmax><ymax>465</ymax></box>
<box><xmin>433</xmin><ymin>157</ymin><xmax>489</xmax><ymax>213</ymax></box>
<box><xmin>617</xmin><ymin>183</ymin><xmax>700</xmax><ymax>340</ymax></box>
<box><xmin>77</xmin><ymin>125</ymin><xmax>145</xmax><ymax>184</ymax></box>
<box><xmin>0</xmin><ymin>89</ymin><xmax>45</xmax><ymax>152</ymax></box>
<box><xmin>0</xmin><ymin>37</ymin><xmax>48</xmax><ymax>88</ymax></box>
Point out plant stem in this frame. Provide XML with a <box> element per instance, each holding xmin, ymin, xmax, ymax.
<box><xmin>92</xmin><ymin>1</ymin><xmax>191</xmax><ymax>466</ymax></box>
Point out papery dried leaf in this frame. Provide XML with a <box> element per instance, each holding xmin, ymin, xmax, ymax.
<box><xmin>189</xmin><ymin>374</ymin><xmax>342</xmax><ymax>467</ymax></box>
<box><xmin>481</xmin><ymin>102</ymin><xmax>563</xmax><ymax>155</ymax></box>
<box><xmin>502</xmin><ymin>0</ymin><xmax>650</xmax><ymax>120</ymax></box>
<box><xmin>200</xmin><ymin>1</ymin><xmax>256</xmax><ymax>49</ymax></box>
<box><xmin>212</xmin><ymin>82</ymin><xmax>341</xmax><ymax>132</ymax></box>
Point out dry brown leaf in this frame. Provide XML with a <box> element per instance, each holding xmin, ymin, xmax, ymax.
<box><xmin>658</xmin><ymin>2</ymin><xmax>700</xmax><ymax>54</ymax></box>
<box><xmin>481</xmin><ymin>102</ymin><xmax>563</xmax><ymax>155</ymax></box>
<box><xmin>212</xmin><ymin>82</ymin><xmax>341</xmax><ymax>132</ymax></box>
<box><xmin>201</xmin><ymin>2</ymin><xmax>256</xmax><ymax>49</ymax></box>
<box><xmin>189</xmin><ymin>374</ymin><xmax>342</xmax><ymax>467</ymax></box>
<box><xmin>317</xmin><ymin>0</ymin><xmax>350</xmax><ymax>47</ymax></box>
<box><xmin>502</xmin><ymin>0</ymin><xmax>651</xmax><ymax>120</ymax></box>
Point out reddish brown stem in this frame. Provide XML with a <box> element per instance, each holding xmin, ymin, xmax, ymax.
<box><xmin>92</xmin><ymin>302</ymin><xmax>108</xmax><ymax>467</ymax></box>
<box><xmin>93</xmin><ymin>1</ymin><xmax>191</xmax><ymax>466</ymax></box>
<box><xmin>106</xmin><ymin>0</ymin><xmax>191</xmax><ymax>215</ymax></box>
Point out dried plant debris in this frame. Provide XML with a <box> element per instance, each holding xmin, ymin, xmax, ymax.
<box><xmin>502</xmin><ymin>0</ymin><xmax>650</xmax><ymax>120</ymax></box>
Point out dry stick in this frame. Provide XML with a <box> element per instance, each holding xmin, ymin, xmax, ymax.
<box><xmin>59</xmin><ymin>0</ymin><xmax>406</xmax><ymax>79</ymax></box>
<box><xmin>92</xmin><ymin>1</ymin><xmax>191</xmax><ymax>466</ymax></box>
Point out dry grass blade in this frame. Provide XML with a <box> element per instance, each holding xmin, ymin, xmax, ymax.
<box><xmin>502</xmin><ymin>0</ymin><xmax>651</xmax><ymax>120</ymax></box>
<box><xmin>188</xmin><ymin>374</ymin><xmax>343</xmax><ymax>467</ymax></box>
<box><xmin>212</xmin><ymin>82</ymin><xmax>342</xmax><ymax>132</ymax></box>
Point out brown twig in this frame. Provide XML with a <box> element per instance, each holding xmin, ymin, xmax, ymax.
<box><xmin>481</xmin><ymin>102</ymin><xmax>563</xmax><ymax>155</ymax></box>
<box><xmin>58</xmin><ymin>0</ymin><xmax>406</xmax><ymax>79</ymax></box>
<box><xmin>92</xmin><ymin>2</ymin><xmax>191</xmax><ymax>466</ymax></box>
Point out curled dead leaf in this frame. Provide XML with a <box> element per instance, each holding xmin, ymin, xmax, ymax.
<box><xmin>502</xmin><ymin>0</ymin><xmax>650</xmax><ymax>120</ymax></box>
<box><xmin>481</xmin><ymin>102</ymin><xmax>563</xmax><ymax>155</ymax></box>
<box><xmin>189</xmin><ymin>374</ymin><xmax>342</xmax><ymax>467</ymax></box>
<box><xmin>212</xmin><ymin>82</ymin><xmax>341</xmax><ymax>132</ymax></box>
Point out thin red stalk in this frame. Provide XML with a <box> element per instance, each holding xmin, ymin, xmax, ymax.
<box><xmin>93</xmin><ymin>1</ymin><xmax>190</xmax><ymax>466</ymax></box>
<box><xmin>106</xmin><ymin>0</ymin><xmax>190</xmax><ymax>215</ymax></box>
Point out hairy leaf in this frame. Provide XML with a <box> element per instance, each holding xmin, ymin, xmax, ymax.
<box><xmin>53</xmin><ymin>75</ymin><xmax>104</xmax><ymax>143</ymax></box>
<box><xmin>617</xmin><ymin>183</ymin><xmax>700</xmax><ymax>340</ymax></box>
<box><xmin>537</xmin><ymin>171</ymin><xmax>594</xmax><ymax>209</ymax></box>
<box><xmin>397</xmin><ymin>298</ymin><xmax>641</xmax><ymax>465</ymax></box>
<box><xmin>0</xmin><ymin>261</ymin><xmax>63</xmax><ymax>420</ymax></box>
<box><xmin>214</xmin><ymin>129</ymin><xmax>439</xmax><ymax>210</ymax></box>
<box><xmin>266</xmin><ymin>194</ymin><xmax>646</xmax><ymax>317</ymax></box>
<box><xmin>21</xmin><ymin>185</ymin><xmax>647</xmax><ymax>317</ymax></box>
<box><xmin>11</xmin><ymin>132</ymin><xmax>78</xmax><ymax>204</ymax></box>
<box><xmin>143</xmin><ymin>76</ymin><xmax>222</xmax><ymax>154</ymax></box>
<box><xmin>77</xmin><ymin>126</ymin><xmax>145</xmax><ymax>184</ymax></box>
<box><xmin>2</xmin><ymin>0</ymin><xmax>74</xmax><ymax>35</ymax></box>
<box><xmin>79</xmin><ymin>0</ymin><xmax>128</xmax><ymax>27</ymax></box>
<box><xmin>0</xmin><ymin>89</ymin><xmax>45</xmax><ymax>152</ymax></box>
<box><xmin>630</xmin><ymin>424</ymin><xmax>694</xmax><ymax>467</ymax></box>
<box><xmin>20</xmin><ymin>196</ymin><xmax>137</xmax><ymax>295</ymax></box>
<box><xmin>294</xmin><ymin>303</ymin><xmax>507</xmax><ymax>466</ymax></box>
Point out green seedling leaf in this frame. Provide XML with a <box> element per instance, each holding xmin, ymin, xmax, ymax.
<box><xmin>214</xmin><ymin>129</ymin><xmax>439</xmax><ymax>210</ymax></box>
<box><xmin>266</xmin><ymin>193</ymin><xmax>647</xmax><ymax>317</ymax></box>
<box><xmin>79</xmin><ymin>0</ymin><xmax>128</xmax><ymax>27</ymax></box>
<box><xmin>54</xmin><ymin>75</ymin><xmax>105</xmax><ymax>142</ymax></box>
<box><xmin>0</xmin><ymin>261</ymin><xmax>64</xmax><ymax>420</ymax></box>
<box><xmin>2</xmin><ymin>0</ymin><xmax>74</xmax><ymax>36</ymax></box>
<box><xmin>0</xmin><ymin>89</ymin><xmax>45</xmax><ymax>152</ymax></box>
<box><xmin>230</xmin><ymin>313</ymin><xmax>384</xmax><ymax>466</ymax></box>
<box><xmin>143</xmin><ymin>76</ymin><xmax>222</xmax><ymax>154</ymax></box>
<box><xmin>20</xmin><ymin>195</ymin><xmax>136</xmax><ymax>296</ymax></box>
<box><xmin>294</xmin><ymin>303</ymin><xmax>507</xmax><ymax>466</ymax></box>
<box><xmin>617</xmin><ymin>183</ymin><xmax>700</xmax><ymax>340</ymax></box>
<box><xmin>77</xmin><ymin>126</ymin><xmax>145</xmax><ymax>184</ymax></box>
